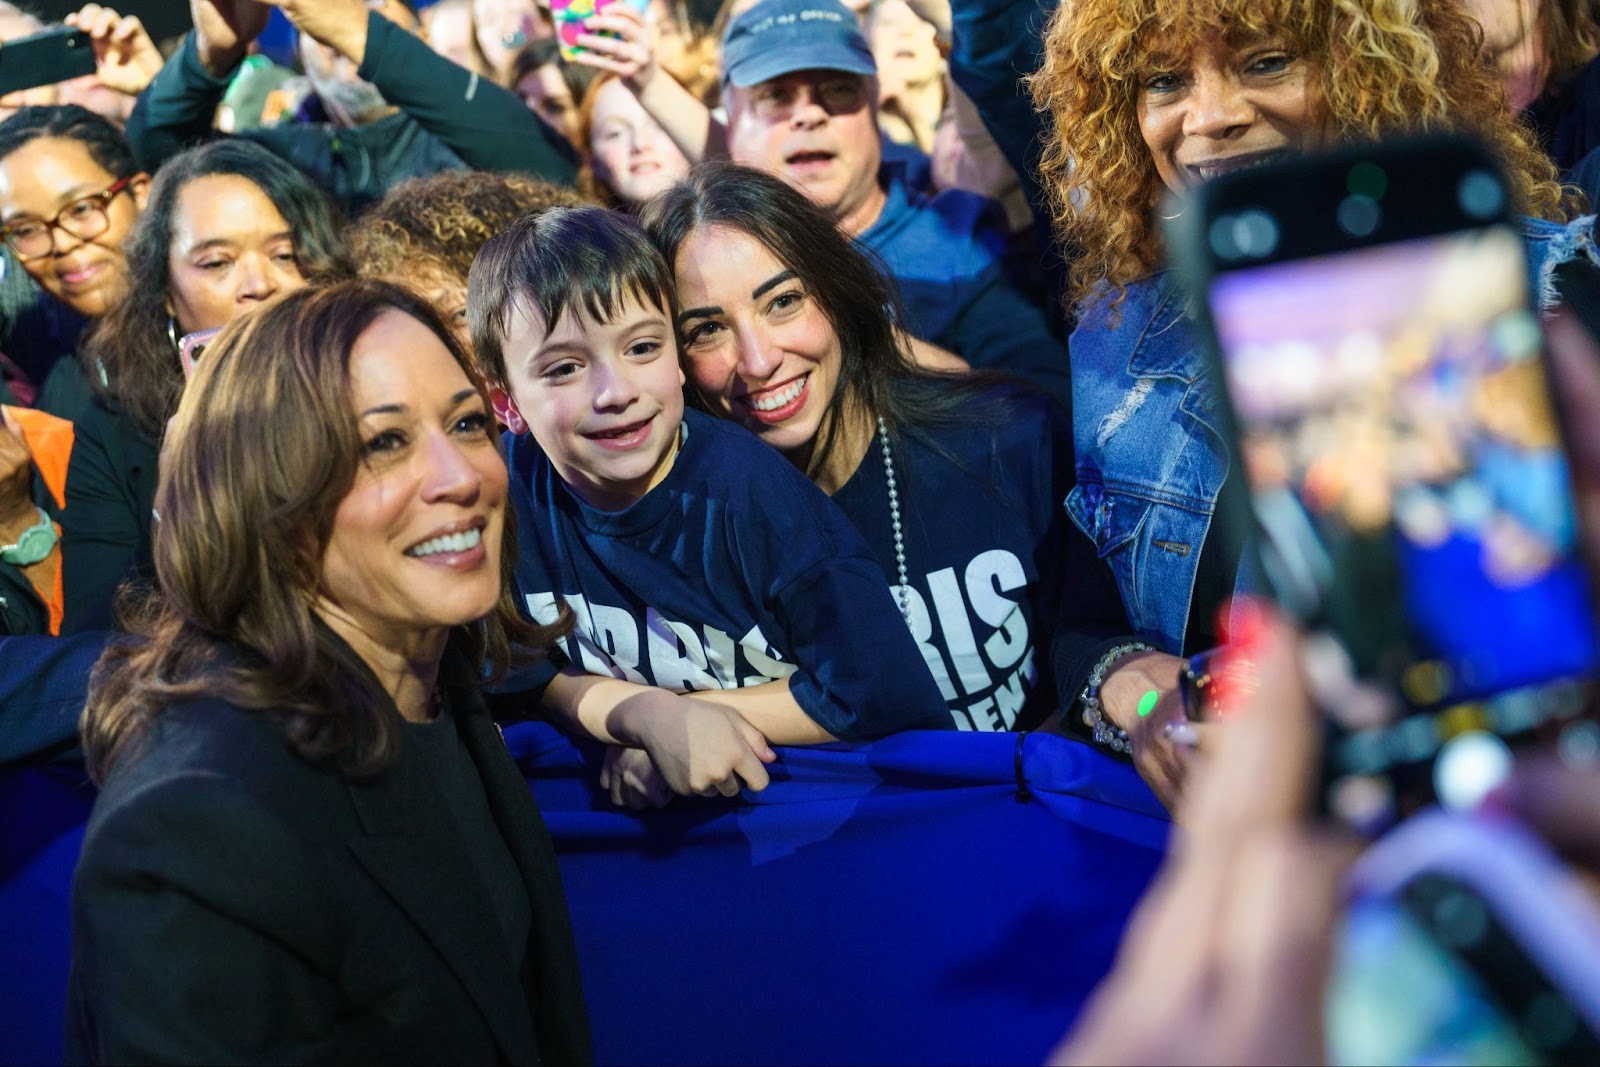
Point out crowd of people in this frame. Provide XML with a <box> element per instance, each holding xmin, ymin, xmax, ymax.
<box><xmin>0</xmin><ymin>0</ymin><xmax>1598</xmax><ymax>1061</ymax></box>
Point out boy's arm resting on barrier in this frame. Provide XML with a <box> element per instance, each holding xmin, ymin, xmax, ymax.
<box><xmin>542</xmin><ymin>666</ymin><xmax>779</xmax><ymax>797</ymax></box>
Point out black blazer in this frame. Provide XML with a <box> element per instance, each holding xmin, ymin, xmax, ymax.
<box><xmin>64</xmin><ymin>656</ymin><xmax>592</xmax><ymax>1065</ymax></box>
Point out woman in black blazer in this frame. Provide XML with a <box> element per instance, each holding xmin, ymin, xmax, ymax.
<box><xmin>67</xmin><ymin>280</ymin><xmax>590</xmax><ymax>1065</ymax></box>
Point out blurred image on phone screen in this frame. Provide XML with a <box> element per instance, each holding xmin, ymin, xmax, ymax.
<box><xmin>1207</xmin><ymin>226</ymin><xmax>1600</xmax><ymax>826</ymax></box>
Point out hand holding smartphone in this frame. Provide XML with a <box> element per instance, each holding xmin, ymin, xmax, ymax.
<box><xmin>1165</xmin><ymin>135</ymin><xmax>1600</xmax><ymax>834</ymax></box>
<box><xmin>0</xmin><ymin>26</ymin><xmax>96</xmax><ymax>98</ymax></box>
<box><xmin>552</xmin><ymin>0</ymin><xmax>649</xmax><ymax>62</ymax></box>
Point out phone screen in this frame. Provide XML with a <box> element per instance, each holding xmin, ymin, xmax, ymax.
<box><xmin>1331</xmin><ymin>895</ymin><xmax>1549</xmax><ymax>1066</ymax></box>
<box><xmin>1207</xmin><ymin>225</ymin><xmax>1600</xmax><ymax>826</ymax></box>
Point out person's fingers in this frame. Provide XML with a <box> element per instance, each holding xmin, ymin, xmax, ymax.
<box><xmin>1213</xmin><ymin>830</ymin><xmax>1357</xmax><ymax>1064</ymax></box>
<box><xmin>713</xmin><ymin>774</ymin><xmax>741</xmax><ymax>798</ymax></box>
<box><xmin>569</xmin><ymin>51</ymin><xmax>630</xmax><ymax>74</ymax></box>
<box><xmin>733</xmin><ymin>716</ymin><xmax>776</xmax><ymax>762</ymax></box>
<box><xmin>733</xmin><ymin>746</ymin><xmax>770</xmax><ymax>792</ymax></box>
<box><xmin>1183</xmin><ymin>606</ymin><xmax>1318</xmax><ymax>848</ymax></box>
<box><xmin>643</xmin><ymin>769</ymin><xmax>672</xmax><ymax>808</ymax></box>
<box><xmin>111</xmin><ymin>15</ymin><xmax>145</xmax><ymax>45</ymax></box>
<box><xmin>1</xmin><ymin>405</ymin><xmax>22</xmax><ymax>438</ymax></box>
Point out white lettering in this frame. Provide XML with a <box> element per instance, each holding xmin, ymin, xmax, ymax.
<box><xmin>928</xmin><ymin>567</ymin><xmax>993</xmax><ymax>697</ymax></box>
<box><xmin>738</xmin><ymin>624</ymin><xmax>798</xmax><ymax>683</ymax></box>
<box><xmin>646</xmin><ymin>608</ymin><xmax>718</xmax><ymax>691</ymax></box>
<box><xmin>966</xmin><ymin>549</ymin><xmax>1029</xmax><ymax>671</ymax></box>
<box><xmin>894</xmin><ymin>584</ymin><xmax>958</xmax><ymax>701</ymax></box>
<box><xmin>991</xmin><ymin>648</ymin><xmax>1035</xmax><ymax>729</ymax></box>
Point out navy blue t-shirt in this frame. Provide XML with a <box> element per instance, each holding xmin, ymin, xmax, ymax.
<box><xmin>831</xmin><ymin>384</ymin><xmax>1072</xmax><ymax>731</ymax></box>
<box><xmin>507</xmin><ymin>409</ymin><xmax>950</xmax><ymax>741</ymax></box>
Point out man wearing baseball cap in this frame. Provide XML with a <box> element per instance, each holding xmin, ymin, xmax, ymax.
<box><xmin>719</xmin><ymin>0</ymin><xmax>1069</xmax><ymax>403</ymax></box>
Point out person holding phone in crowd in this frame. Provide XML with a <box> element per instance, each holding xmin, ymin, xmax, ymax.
<box><xmin>1015</xmin><ymin>0</ymin><xmax>1595</xmax><ymax>802</ymax></box>
<box><xmin>63</xmin><ymin>138</ymin><xmax>348</xmax><ymax>634</ymax></box>
<box><xmin>126</xmin><ymin>0</ymin><xmax>577</xmax><ymax>216</ymax></box>
<box><xmin>67</xmin><ymin>279</ymin><xmax>591</xmax><ymax>1065</ymax></box>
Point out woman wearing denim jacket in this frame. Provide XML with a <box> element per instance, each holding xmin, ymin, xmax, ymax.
<box><xmin>1028</xmin><ymin>0</ymin><xmax>1592</xmax><ymax>801</ymax></box>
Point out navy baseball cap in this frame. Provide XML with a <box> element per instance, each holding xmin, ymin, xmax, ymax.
<box><xmin>721</xmin><ymin>0</ymin><xmax>877</xmax><ymax>89</ymax></box>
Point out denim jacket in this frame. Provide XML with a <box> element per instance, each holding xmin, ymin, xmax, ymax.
<box><xmin>1067</xmin><ymin>215</ymin><xmax>1600</xmax><ymax>655</ymax></box>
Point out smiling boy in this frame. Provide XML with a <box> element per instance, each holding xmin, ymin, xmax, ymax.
<box><xmin>468</xmin><ymin>206</ymin><xmax>947</xmax><ymax>802</ymax></box>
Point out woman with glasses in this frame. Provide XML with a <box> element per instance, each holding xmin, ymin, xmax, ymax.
<box><xmin>61</xmin><ymin>139</ymin><xmax>349</xmax><ymax>633</ymax></box>
<box><xmin>0</xmin><ymin>105</ymin><xmax>150</xmax><ymax>420</ymax></box>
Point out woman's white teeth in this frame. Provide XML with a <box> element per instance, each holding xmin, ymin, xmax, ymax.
<box><xmin>407</xmin><ymin>527</ymin><xmax>482</xmax><ymax>557</ymax></box>
<box><xmin>750</xmin><ymin>374</ymin><xmax>807</xmax><ymax>412</ymax></box>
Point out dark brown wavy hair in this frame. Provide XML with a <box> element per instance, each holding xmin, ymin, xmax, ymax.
<box><xmin>1029</xmin><ymin>0</ymin><xmax>1573</xmax><ymax>307</ymax></box>
<box><xmin>82</xmin><ymin>279</ymin><xmax>569</xmax><ymax>785</ymax></box>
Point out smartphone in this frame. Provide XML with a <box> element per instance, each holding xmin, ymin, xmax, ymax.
<box><xmin>551</xmin><ymin>0</ymin><xmax>649</xmax><ymax>62</ymax></box>
<box><xmin>0</xmin><ymin>26</ymin><xmax>96</xmax><ymax>98</ymax></box>
<box><xmin>178</xmin><ymin>327</ymin><xmax>222</xmax><ymax>382</ymax></box>
<box><xmin>1165</xmin><ymin>135</ymin><xmax>1600</xmax><ymax>832</ymax></box>
<box><xmin>1328</xmin><ymin>811</ymin><xmax>1600</xmax><ymax>1066</ymax></box>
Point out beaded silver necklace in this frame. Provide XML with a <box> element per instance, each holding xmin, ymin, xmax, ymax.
<box><xmin>876</xmin><ymin>416</ymin><xmax>911</xmax><ymax>624</ymax></box>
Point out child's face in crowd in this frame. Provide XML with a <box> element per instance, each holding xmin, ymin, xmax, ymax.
<box><xmin>588</xmin><ymin>80</ymin><xmax>692</xmax><ymax>207</ymax></box>
<box><xmin>724</xmin><ymin>70</ymin><xmax>883</xmax><ymax>228</ymax></box>
<box><xmin>166</xmin><ymin>174</ymin><xmax>305</xmax><ymax>336</ymax></box>
<box><xmin>1136</xmin><ymin>32</ymin><xmax>1327</xmax><ymax>194</ymax></box>
<box><xmin>674</xmin><ymin>224</ymin><xmax>842</xmax><ymax>461</ymax></box>
<box><xmin>501</xmin><ymin>292</ymin><xmax>686</xmax><ymax>511</ymax></box>
<box><xmin>0</xmin><ymin>136</ymin><xmax>148</xmax><ymax>319</ymax></box>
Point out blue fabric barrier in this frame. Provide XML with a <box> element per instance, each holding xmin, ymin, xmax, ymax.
<box><xmin>0</xmin><ymin>725</ymin><xmax>1167</xmax><ymax>1066</ymax></box>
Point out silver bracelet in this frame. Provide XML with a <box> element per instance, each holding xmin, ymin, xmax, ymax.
<box><xmin>1077</xmin><ymin>641</ymin><xmax>1155</xmax><ymax>755</ymax></box>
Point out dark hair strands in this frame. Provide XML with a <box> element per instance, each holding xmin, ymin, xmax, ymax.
<box><xmin>82</xmin><ymin>139</ymin><xmax>354</xmax><ymax>441</ymax></box>
<box><xmin>468</xmin><ymin>204</ymin><xmax>677</xmax><ymax>386</ymax></box>
<box><xmin>83</xmin><ymin>279</ymin><xmax>571</xmax><ymax>785</ymax></box>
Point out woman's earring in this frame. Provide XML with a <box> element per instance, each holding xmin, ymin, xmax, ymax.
<box><xmin>166</xmin><ymin>316</ymin><xmax>179</xmax><ymax>351</ymax></box>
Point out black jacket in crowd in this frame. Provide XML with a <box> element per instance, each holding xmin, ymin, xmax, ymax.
<box><xmin>64</xmin><ymin>640</ymin><xmax>593</xmax><ymax>1065</ymax></box>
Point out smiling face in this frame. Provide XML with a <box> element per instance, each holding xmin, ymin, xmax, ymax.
<box><xmin>588</xmin><ymin>80</ymin><xmax>692</xmax><ymax>207</ymax></box>
<box><xmin>500</xmin><ymin>292</ymin><xmax>685</xmax><ymax>511</ymax></box>
<box><xmin>725</xmin><ymin>70</ymin><xmax>886</xmax><ymax>234</ymax></box>
<box><xmin>167</xmin><ymin>174</ymin><xmax>306</xmax><ymax>336</ymax></box>
<box><xmin>1137</xmin><ymin>32</ymin><xmax>1328</xmax><ymax>194</ymax></box>
<box><xmin>0</xmin><ymin>137</ymin><xmax>148</xmax><ymax>318</ymax></box>
<box><xmin>673</xmin><ymin>224</ymin><xmax>842</xmax><ymax>461</ymax></box>
<box><xmin>318</xmin><ymin>309</ymin><xmax>507</xmax><ymax>657</ymax></box>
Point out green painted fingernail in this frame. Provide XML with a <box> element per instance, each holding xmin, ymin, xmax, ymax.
<box><xmin>1137</xmin><ymin>689</ymin><xmax>1159</xmax><ymax>718</ymax></box>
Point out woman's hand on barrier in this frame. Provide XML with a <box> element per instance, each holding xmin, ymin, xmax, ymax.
<box><xmin>574</xmin><ymin>6</ymin><xmax>659</xmax><ymax>94</ymax></box>
<box><xmin>68</xmin><ymin>5</ymin><xmax>163</xmax><ymax>96</ymax></box>
<box><xmin>1099</xmin><ymin>651</ymin><xmax>1199</xmax><ymax>812</ymax></box>
<box><xmin>624</xmin><ymin>692</ymin><xmax>777</xmax><ymax>798</ymax></box>
<box><xmin>599</xmin><ymin>744</ymin><xmax>673</xmax><ymax>809</ymax></box>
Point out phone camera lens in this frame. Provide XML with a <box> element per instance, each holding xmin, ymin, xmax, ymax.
<box><xmin>1337</xmin><ymin>195</ymin><xmax>1381</xmax><ymax>238</ymax></box>
<box><xmin>1208</xmin><ymin>210</ymin><xmax>1278</xmax><ymax>260</ymax></box>
<box><xmin>1428</xmin><ymin>885</ymin><xmax>1488</xmax><ymax>949</ymax></box>
<box><xmin>1458</xmin><ymin>171</ymin><xmax>1506</xmax><ymax>220</ymax></box>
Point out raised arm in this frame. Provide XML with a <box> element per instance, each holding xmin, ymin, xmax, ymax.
<box><xmin>571</xmin><ymin>5</ymin><xmax>726</xmax><ymax>163</ymax></box>
<box><xmin>123</xmin><ymin>1</ymin><xmax>271</xmax><ymax>172</ymax></box>
<box><xmin>272</xmin><ymin>0</ymin><xmax>579</xmax><ymax>182</ymax></box>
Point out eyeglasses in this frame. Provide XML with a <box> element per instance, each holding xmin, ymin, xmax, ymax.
<box><xmin>1</xmin><ymin>176</ymin><xmax>134</xmax><ymax>262</ymax></box>
<box><xmin>746</xmin><ymin>76</ymin><xmax>869</xmax><ymax>124</ymax></box>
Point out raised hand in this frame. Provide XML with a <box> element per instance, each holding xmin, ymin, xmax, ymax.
<box><xmin>257</xmin><ymin>0</ymin><xmax>372</xmax><ymax>66</ymax></box>
<box><xmin>0</xmin><ymin>408</ymin><xmax>36</xmax><ymax>534</ymax></box>
<box><xmin>572</xmin><ymin>5</ymin><xmax>659</xmax><ymax>94</ymax></box>
<box><xmin>189</xmin><ymin>0</ymin><xmax>271</xmax><ymax>77</ymax></box>
<box><xmin>67</xmin><ymin>5</ymin><xmax>164</xmax><ymax>96</ymax></box>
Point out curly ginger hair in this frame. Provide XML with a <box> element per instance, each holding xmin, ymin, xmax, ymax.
<box><xmin>1029</xmin><ymin>0</ymin><xmax>1572</xmax><ymax>308</ymax></box>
